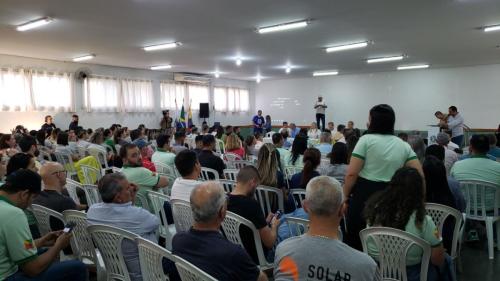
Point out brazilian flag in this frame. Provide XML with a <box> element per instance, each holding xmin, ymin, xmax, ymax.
<box><xmin>177</xmin><ymin>105</ymin><xmax>186</xmax><ymax>128</ymax></box>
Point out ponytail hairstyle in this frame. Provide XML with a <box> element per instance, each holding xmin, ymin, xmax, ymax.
<box><xmin>290</xmin><ymin>135</ymin><xmax>308</xmax><ymax>165</ymax></box>
<box><xmin>300</xmin><ymin>148</ymin><xmax>321</xmax><ymax>187</ymax></box>
<box><xmin>257</xmin><ymin>143</ymin><xmax>279</xmax><ymax>187</ymax></box>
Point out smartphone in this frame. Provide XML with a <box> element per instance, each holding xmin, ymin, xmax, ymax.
<box><xmin>63</xmin><ymin>222</ymin><xmax>76</xmax><ymax>233</ymax></box>
<box><xmin>274</xmin><ymin>210</ymin><xmax>283</xmax><ymax>220</ymax></box>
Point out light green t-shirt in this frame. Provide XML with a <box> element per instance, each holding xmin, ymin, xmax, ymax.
<box><xmin>277</xmin><ymin>147</ymin><xmax>291</xmax><ymax>172</ymax></box>
<box><xmin>284</xmin><ymin>154</ymin><xmax>304</xmax><ymax>168</ymax></box>
<box><xmin>151</xmin><ymin>149</ymin><xmax>176</xmax><ymax>167</ymax></box>
<box><xmin>121</xmin><ymin>166</ymin><xmax>160</xmax><ymax>198</ymax></box>
<box><xmin>352</xmin><ymin>134</ymin><xmax>417</xmax><ymax>182</ymax></box>
<box><xmin>0</xmin><ymin>197</ymin><xmax>38</xmax><ymax>279</ymax></box>
<box><xmin>368</xmin><ymin>212</ymin><xmax>442</xmax><ymax>266</ymax></box>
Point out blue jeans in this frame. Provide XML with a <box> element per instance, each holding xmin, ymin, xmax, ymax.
<box><xmin>6</xmin><ymin>259</ymin><xmax>87</xmax><ymax>281</ymax></box>
<box><xmin>451</xmin><ymin>135</ymin><xmax>464</xmax><ymax>148</ymax></box>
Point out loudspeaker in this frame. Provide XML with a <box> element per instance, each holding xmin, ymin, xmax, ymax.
<box><xmin>199</xmin><ymin>103</ymin><xmax>209</xmax><ymax>118</ymax></box>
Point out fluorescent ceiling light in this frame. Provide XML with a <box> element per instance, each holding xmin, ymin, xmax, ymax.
<box><xmin>397</xmin><ymin>64</ymin><xmax>429</xmax><ymax>70</ymax></box>
<box><xmin>257</xmin><ymin>20</ymin><xmax>309</xmax><ymax>34</ymax></box>
<box><xmin>16</xmin><ymin>17</ymin><xmax>53</xmax><ymax>31</ymax></box>
<box><xmin>236</xmin><ymin>58</ymin><xmax>242</xmax><ymax>66</ymax></box>
<box><xmin>150</xmin><ymin>65</ymin><xmax>172</xmax><ymax>70</ymax></box>
<box><xmin>256</xmin><ymin>75</ymin><xmax>262</xmax><ymax>83</ymax></box>
<box><xmin>484</xmin><ymin>25</ymin><xmax>500</xmax><ymax>32</ymax></box>
<box><xmin>285</xmin><ymin>67</ymin><xmax>291</xmax><ymax>74</ymax></box>
<box><xmin>143</xmin><ymin>42</ymin><xmax>181</xmax><ymax>51</ymax></box>
<box><xmin>72</xmin><ymin>55</ymin><xmax>95</xmax><ymax>62</ymax></box>
<box><xmin>214</xmin><ymin>71</ymin><xmax>220</xmax><ymax>78</ymax></box>
<box><xmin>326</xmin><ymin>41</ymin><xmax>369</xmax><ymax>53</ymax></box>
<box><xmin>313</xmin><ymin>70</ymin><xmax>338</xmax><ymax>77</ymax></box>
<box><xmin>367</xmin><ymin>55</ymin><xmax>404</xmax><ymax>64</ymax></box>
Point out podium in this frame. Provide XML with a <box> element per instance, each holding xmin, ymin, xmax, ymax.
<box><xmin>427</xmin><ymin>125</ymin><xmax>440</xmax><ymax>145</ymax></box>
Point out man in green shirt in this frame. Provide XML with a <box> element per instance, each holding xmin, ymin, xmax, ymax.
<box><xmin>0</xmin><ymin>169</ymin><xmax>87</xmax><ymax>281</ymax></box>
<box><xmin>151</xmin><ymin>134</ymin><xmax>176</xmax><ymax>167</ymax></box>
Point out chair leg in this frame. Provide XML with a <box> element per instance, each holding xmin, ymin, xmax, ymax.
<box><xmin>486</xmin><ymin>217</ymin><xmax>494</xmax><ymax>259</ymax></box>
<box><xmin>496</xmin><ymin>220</ymin><xmax>500</xmax><ymax>251</ymax></box>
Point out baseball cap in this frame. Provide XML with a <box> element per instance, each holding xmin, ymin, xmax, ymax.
<box><xmin>133</xmin><ymin>138</ymin><xmax>150</xmax><ymax>149</ymax></box>
<box><xmin>436</xmin><ymin>132</ymin><xmax>450</xmax><ymax>145</ymax></box>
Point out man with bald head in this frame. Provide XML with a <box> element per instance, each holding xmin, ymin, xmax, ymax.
<box><xmin>172</xmin><ymin>182</ymin><xmax>268</xmax><ymax>281</ymax></box>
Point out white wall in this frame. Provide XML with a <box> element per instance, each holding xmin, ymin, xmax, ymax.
<box><xmin>256</xmin><ymin>64</ymin><xmax>500</xmax><ymax>130</ymax></box>
<box><xmin>0</xmin><ymin>54</ymin><xmax>255</xmax><ymax>132</ymax></box>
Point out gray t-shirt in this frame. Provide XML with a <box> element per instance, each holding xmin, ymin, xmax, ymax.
<box><xmin>274</xmin><ymin>235</ymin><xmax>380</xmax><ymax>281</ymax></box>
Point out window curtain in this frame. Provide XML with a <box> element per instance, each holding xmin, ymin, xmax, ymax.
<box><xmin>213</xmin><ymin>86</ymin><xmax>249</xmax><ymax>112</ymax></box>
<box><xmin>83</xmin><ymin>76</ymin><xmax>120</xmax><ymax>112</ymax></box>
<box><xmin>0</xmin><ymin>68</ymin><xmax>31</xmax><ymax>111</ymax></box>
<box><xmin>187</xmin><ymin>84</ymin><xmax>209</xmax><ymax>110</ymax></box>
<box><xmin>160</xmin><ymin>81</ymin><xmax>186</xmax><ymax>110</ymax></box>
<box><xmin>121</xmin><ymin>79</ymin><xmax>154</xmax><ymax>112</ymax></box>
<box><xmin>31</xmin><ymin>71</ymin><xmax>74</xmax><ymax>112</ymax></box>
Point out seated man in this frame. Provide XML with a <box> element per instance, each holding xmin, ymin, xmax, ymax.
<box><xmin>87</xmin><ymin>173</ymin><xmax>163</xmax><ymax>281</ymax></box>
<box><xmin>192</xmin><ymin>135</ymin><xmax>204</xmax><ymax>155</ymax></box>
<box><xmin>274</xmin><ymin>176</ymin><xmax>380</xmax><ymax>281</ymax></box>
<box><xmin>197</xmin><ymin>135</ymin><xmax>225</xmax><ymax>179</ymax></box>
<box><xmin>151</xmin><ymin>134</ymin><xmax>176</xmax><ymax>167</ymax></box>
<box><xmin>171</xmin><ymin>150</ymin><xmax>202</xmax><ymax>202</ymax></box>
<box><xmin>315</xmin><ymin>132</ymin><xmax>333</xmax><ymax>155</ymax></box>
<box><xmin>487</xmin><ymin>134</ymin><xmax>500</xmax><ymax>158</ymax></box>
<box><xmin>228</xmin><ymin>166</ymin><xmax>280</xmax><ymax>264</ymax></box>
<box><xmin>332</xmin><ymin>124</ymin><xmax>346</xmax><ymax>143</ymax></box>
<box><xmin>172</xmin><ymin>182</ymin><xmax>268</xmax><ymax>281</ymax></box>
<box><xmin>289</xmin><ymin>123</ymin><xmax>300</xmax><ymax>138</ymax></box>
<box><xmin>0</xmin><ymin>169</ymin><xmax>87</xmax><ymax>281</ymax></box>
<box><xmin>119</xmin><ymin>143</ymin><xmax>169</xmax><ymax>202</ymax></box>
<box><xmin>278</xmin><ymin>122</ymin><xmax>292</xmax><ymax>137</ymax></box>
<box><xmin>172</xmin><ymin>131</ymin><xmax>188</xmax><ymax>155</ymax></box>
<box><xmin>18</xmin><ymin>135</ymin><xmax>42</xmax><ymax>170</ymax></box>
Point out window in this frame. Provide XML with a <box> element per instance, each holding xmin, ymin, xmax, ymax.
<box><xmin>121</xmin><ymin>79</ymin><xmax>154</xmax><ymax>112</ymax></box>
<box><xmin>187</xmin><ymin>84</ymin><xmax>209</xmax><ymax>110</ymax></box>
<box><xmin>213</xmin><ymin>86</ymin><xmax>249</xmax><ymax>112</ymax></box>
<box><xmin>160</xmin><ymin>82</ymin><xmax>186</xmax><ymax>110</ymax></box>
<box><xmin>0</xmin><ymin>68</ymin><xmax>73</xmax><ymax>112</ymax></box>
<box><xmin>83</xmin><ymin>76</ymin><xmax>120</xmax><ymax>112</ymax></box>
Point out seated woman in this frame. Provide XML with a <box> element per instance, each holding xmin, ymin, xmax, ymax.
<box><xmin>290</xmin><ymin>148</ymin><xmax>321</xmax><ymax>189</ymax></box>
<box><xmin>0</xmin><ymin>133</ymin><xmax>19</xmax><ymax>157</ymax></box>
<box><xmin>364</xmin><ymin>167</ymin><xmax>452</xmax><ymax>281</ymax></box>
<box><xmin>88</xmin><ymin>130</ymin><xmax>114</xmax><ymax>166</ymax></box>
<box><xmin>285</xmin><ymin>135</ymin><xmax>307</xmax><ymax>168</ymax></box>
<box><xmin>225</xmin><ymin>134</ymin><xmax>245</xmax><ymax>160</ymax></box>
<box><xmin>244</xmin><ymin>135</ymin><xmax>259</xmax><ymax>157</ymax></box>
<box><xmin>55</xmin><ymin>132</ymin><xmax>81</xmax><ymax>162</ymax></box>
<box><xmin>307</xmin><ymin>122</ymin><xmax>321</xmax><ymax>140</ymax></box>
<box><xmin>320</xmin><ymin>142</ymin><xmax>349</xmax><ymax>183</ymax></box>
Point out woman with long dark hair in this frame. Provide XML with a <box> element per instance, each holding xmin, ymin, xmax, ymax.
<box><xmin>320</xmin><ymin>142</ymin><xmax>349</xmax><ymax>183</ymax></box>
<box><xmin>264</xmin><ymin>115</ymin><xmax>272</xmax><ymax>133</ymax></box>
<box><xmin>285</xmin><ymin>135</ymin><xmax>308</xmax><ymax>168</ymax></box>
<box><xmin>290</xmin><ymin>148</ymin><xmax>321</xmax><ymax>189</ymax></box>
<box><xmin>343</xmin><ymin>104</ymin><xmax>423</xmax><ymax>250</ymax></box>
<box><xmin>364</xmin><ymin>167</ymin><xmax>447</xmax><ymax>281</ymax></box>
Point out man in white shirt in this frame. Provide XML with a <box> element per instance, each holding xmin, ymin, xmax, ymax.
<box><xmin>436</xmin><ymin>132</ymin><xmax>458</xmax><ymax>175</ymax></box>
<box><xmin>314</xmin><ymin>96</ymin><xmax>327</xmax><ymax>131</ymax></box>
<box><xmin>447</xmin><ymin>106</ymin><xmax>465</xmax><ymax>148</ymax></box>
<box><xmin>171</xmin><ymin>150</ymin><xmax>203</xmax><ymax>202</ymax></box>
<box><xmin>278</xmin><ymin>121</ymin><xmax>292</xmax><ymax>136</ymax></box>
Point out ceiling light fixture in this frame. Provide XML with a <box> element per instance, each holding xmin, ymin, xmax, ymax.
<box><xmin>286</xmin><ymin>67</ymin><xmax>291</xmax><ymax>74</ymax></box>
<box><xmin>257</xmin><ymin>20</ymin><xmax>309</xmax><ymax>34</ymax></box>
<box><xmin>143</xmin><ymin>42</ymin><xmax>181</xmax><ymax>52</ymax></box>
<box><xmin>150</xmin><ymin>65</ymin><xmax>172</xmax><ymax>70</ymax></box>
<box><xmin>367</xmin><ymin>55</ymin><xmax>404</xmax><ymax>64</ymax></box>
<box><xmin>72</xmin><ymin>54</ymin><xmax>95</xmax><ymax>62</ymax></box>
<box><xmin>484</xmin><ymin>25</ymin><xmax>500</xmax><ymax>32</ymax></box>
<box><xmin>256</xmin><ymin>74</ymin><xmax>262</xmax><ymax>83</ymax></box>
<box><xmin>326</xmin><ymin>41</ymin><xmax>369</xmax><ymax>53</ymax></box>
<box><xmin>236</xmin><ymin>58</ymin><xmax>242</xmax><ymax>66</ymax></box>
<box><xmin>214</xmin><ymin>71</ymin><xmax>220</xmax><ymax>78</ymax></box>
<box><xmin>16</xmin><ymin>17</ymin><xmax>53</xmax><ymax>31</ymax></box>
<box><xmin>397</xmin><ymin>64</ymin><xmax>429</xmax><ymax>70</ymax></box>
<box><xmin>313</xmin><ymin>70</ymin><xmax>339</xmax><ymax>77</ymax></box>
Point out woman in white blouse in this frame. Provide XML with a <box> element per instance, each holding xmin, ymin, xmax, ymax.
<box><xmin>307</xmin><ymin>122</ymin><xmax>321</xmax><ymax>140</ymax></box>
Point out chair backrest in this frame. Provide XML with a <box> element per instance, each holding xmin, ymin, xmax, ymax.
<box><xmin>360</xmin><ymin>227</ymin><xmax>431</xmax><ymax>281</ymax></box>
<box><xmin>31</xmin><ymin>204</ymin><xmax>64</xmax><ymax>236</ymax></box>
<box><xmin>459</xmin><ymin>180</ymin><xmax>500</xmax><ymax>218</ymax></box>
<box><xmin>65</xmin><ymin>178</ymin><xmax>84</xmax><ymax>204</ymax></box>
<box><xmin>54</xmin><ymin>151</ymin><xmax>76</xmax><ymax>173</ymax></box>
<box><xmin>425</xmin><ymin>203</ymin><xmax>463</xmax><ymax>259</ymax></box>
<box><xmin>135</xmin><ymin>192</ymin><xmax>151</xmax><ymax>212</ymax></box>
<box><xmin>136</xmin><ymin>237</ymin><xmax>176</xmax><ymax>281</ymax></box>
<box><xmin>265</xmin><ymin>131</ymin><xmax>275</xmax><ymax>138</ymax></box>
<box><xmin>219</xmin><ymin>180</ymin><xmax>236</xmax><ymax>193</ymax></box>
<box><xmin>262</xmin><ymin>137</ymin><xmax>273</xmax><ymax>144</ymax></box>
<box><xmin>221</xmin><ymin>211</ymin><xmax>271</xmax><ymax>269</ymax></box>
<box><xmin>147</xmin><ymin>191</ymin><xmax>172</xmax><ymax>247</ymax></box>
<box><xmin>224</xmin><ymin>152</ymin><xmax>242</xmax><ymax>162</ymax></box>
<box><xmin>200</xmin><ymin>167</ymin><xmax>219</xmax><ymax>181</ymax></box>
<box><xmin>174</xmin><ymin>255</ymin><xmax>217</xmax><ymax>281</ymax></box>
<box><xmin>80</xmin><ymin>164</ymin><xmax>102</xmax><ymax>185</ymax></box>
<box><xmin>284</xmin><ymin>165</ymin><xmax>302</xmax><ymax>180</ymax></box>
<box><xmin>38</xmin><ymin>148</ymin><xmax>51</xmax><ymax>162</ymax></box>
<box><xmin>76</xmin><ymin>145</ymin><xmax>88</xmax><ymax>159</ymax></box>
<box><xmin>286</xmin><ymin>217</ymin><xmax>310</xmax><ymax>237</ymax></box>
<box><xmin>289</xmin><ymin>188</ymin><xmax>306</xmax><ymax>208</ymax></box>
<box><xmin>215</xmin><ymin>138</ymin><xmax>225</xmax><ymax>154</ymax></box>
<box><xmin>255</xmin><ymin>185</ymin><xmax>284</xmax><ymax>217</ymax></box>
<box><xmin>223</xmin><ymin>169</ymin><xmax>239</xmax><ymax>181</ymax></box>
<box><xmin>62</xmin><ymin>210</ymin><xmax>98</xmax><ymax>264</ymax></box>
<box><xmin>171</xmin><ymin>199</ymin><xmax>194</xmax><ymax>232</ymax></box>
<box><xmin>230</xmin><ymin>160</ymin><xmax>254</xmax><ymax>170</ymax></box>
<box><xmin>88</xmin><ymin>146</ymin><xmax>110</xmax><ymax>169</ymax></box>
<box><xmin>87</xmin><ymin>224</ymin><xmax>138</xmax><ymax>281</ymax></box>
<box><xmin>82</xmin><ymin>184</ymin><xmax>102</xmax><ymax>206</ymax></box>
<box><xmin>112</xmin><ymin>167</ymin><xmax>122</xmax><ymax>173</ymax></box>
<box><xmin>153</xmin><ymin>161</ymin><xmax>176</xmax><ymax>177</ymax></box>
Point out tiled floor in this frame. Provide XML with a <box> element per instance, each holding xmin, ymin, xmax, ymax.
<box><xmin>458</xmin><ymin>241</ymin><xmax>500</xmax><ymax>281</ymax></box>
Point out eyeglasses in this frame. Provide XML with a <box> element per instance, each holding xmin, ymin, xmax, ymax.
<box><xmin>51</xmin><ymin>170</ymin><xmax>67</xmax><ymax>175</ymax></box>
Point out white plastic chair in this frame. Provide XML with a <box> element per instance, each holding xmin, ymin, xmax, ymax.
<box><xmin>360</xmin><ymin>227</ymin><xmax>431</xmax><ymax>281</ymax></box>
<box><xmin>80</xmin><ymin>164</ymin><xmax>102</xmax><ymax>185</ymax></box>
<box><xmin>76</xmin><ymin>145</ymin><xmax>88</xmax><ymax>159</ymax></box>
<box><xmin>221</xmin><ymin>211</ymin><xmax>273</xmax><ymax>270</ymax></box>
<box><xmin>425</xmin><ymin>203</ymin><xmax>463</xmax><ymax>262</ymax></box>
<box><xmin>31</xmin><ymin>204</ymin><xmax>64</xmax><ymax>236</ymax></box>
<box><xmin>290</xmin><ymin>188</ymin><xmax>306</xmax><ymax>208</ymax></box>
<box><xmin>200</xmin><ymin>167</ymin><xmax>219</xmax><ymax>181</ymax></box>
<box><xmin>174</xmin><ymin>255</ymin><xmax>217</xmax><ymax>281</ymax></box>
<box><xmin>65</xmin><ymin>178</ymin><xmax>85</xmax><ymax>205</ymax></box>
<box><xmin>147</xmin><ymin>191</ymin><xmax>175</xmax><ymax>250</ymax></box>
<box><xmin>136</xmin><ymin>237</ymin><xmax>176</xmax><ymax>281</ymax></box>
<box><xmin>285</xmin><ymin>217</ymin><xmax>310</xmax><ymax>237</ymax></box>
<box><xmin>87</xmin><ymin>224</ymin><xmax>139</xmax><ymax>281</ymax></box>
<box><xmin>219</xmin><ymin>180</ymin><xmax>236</xmax><ymax>193</ymax></box>
<box><xmin>262</xmin><ymin>137</ymin><xmax>273</xmax><ymax>144</ymax></box>
<box><xmin>112</xmin><ymin>167</ymin><xmax>122</xmax><ymax>173</ymax></box>
<box><xmin>265</xmin><ymin>131</ymin><xmax>275</xmax><ymax>138</ymax></box>
<box><xmin>215</xmin><ymin>139</ymin><xmax>225</xmax><ymax>154</ymax></box>
<box><xmin>224</xmin><ymin>152</ymin><xmax>242</xmax><ymax>162</ymax></box>
<box><xmin>255</xmin><ymin>185</ymin><xmax>284</xmax><ymax>217</ymax></box>
<box><xmin>38</xmin><ymin>147</ymin><xmax>52</xmax><ymax>162</ymax></box>
<box><xmin>54</xmin><ymin>151</ymin><xmax>77</xmax><ymax>179</ymax></box>
<box><xmin>88</xmin><ymin>145</ymin><xmax>110</xmax><ymax>171</ymax></box>
<box><xmin>459</xmin><ymin>180</ymin><xmax>500</xmax><ymax>259</ymax></box>
<box><xmin>153</xmin><ymin>161</ymin><xmax>176</xmax><ymax>177</ymax></box>
<box><xmin>63</xmin><ymin>210</ymin><xmax>106</xmax><ymax>281</ymax></box>
<box><xmin>135</xmin><ymin>192</ymin><xmax>152</xmax><ymax>212</ymax></box>
<box><xmin>229</xmin><ymin>160</ymin><xmax>254</xmax><ymax>170</ymax></box>
<box><xmin>82</xmin><ymin>184</ymin><xmax>102</xmax><ymax>206</ymax></box>
<box><xmin>223</xmin><ymin>169</ymin><xmax>239</xmax><ymax>181</ymax></box>
<box><xmin>171</xmin><ymin>199</ymin><xmax>194</xmax><ymax>233</ymax></box>
<box><xmin>284</xmin><ymin>165</ymin><xmax>302</xmax><ymax>180</ymax></box>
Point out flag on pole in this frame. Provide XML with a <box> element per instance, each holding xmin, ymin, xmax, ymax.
<box><xmin>178</xmin><ymin>102</ymin><xmax>186</xmax><ymax>129</ymax></box>
<box><xmin>187</xmin><ymin>100</ymin><xmax>193</xmax><ymax>128</ymax></box>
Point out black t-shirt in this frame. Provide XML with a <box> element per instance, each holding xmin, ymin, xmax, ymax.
<box><xmin>198</xmin><ymin>150</ymin><xmax>226</xmax><ymax>179</ymax></box>
<box><xmin>41</xmin><ymin>123</ymin><xmax>56</xmax><ymax>132</ymax></box>
<box><xmin>33</xmin><ymin>190</ymin><xmax>77</xmax><ymax>230</ymax></box>
<box><xmin>172</xmin><ymin>228</ymin><xmax>259</xmax><ymax>281</ymax></box>
<box><xmin>227</xmin><ymin>194</ymin><xmax>268</xmax><ymax>264</ymax></box>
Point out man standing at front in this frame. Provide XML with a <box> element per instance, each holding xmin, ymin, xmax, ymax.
<box><xmin>446</xmin><ymin>106</ymin><xmax>465</xmax><ymax>148</ymax></box>
<box><xmin>252</xmin><ymin>110</ymin><xmax>265</xmax><ymax>135</ymax></box>
<box><xmin>314</xmin><ymin>96</ymin><xmax>327</xmax><ymax>131</ymax></box>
